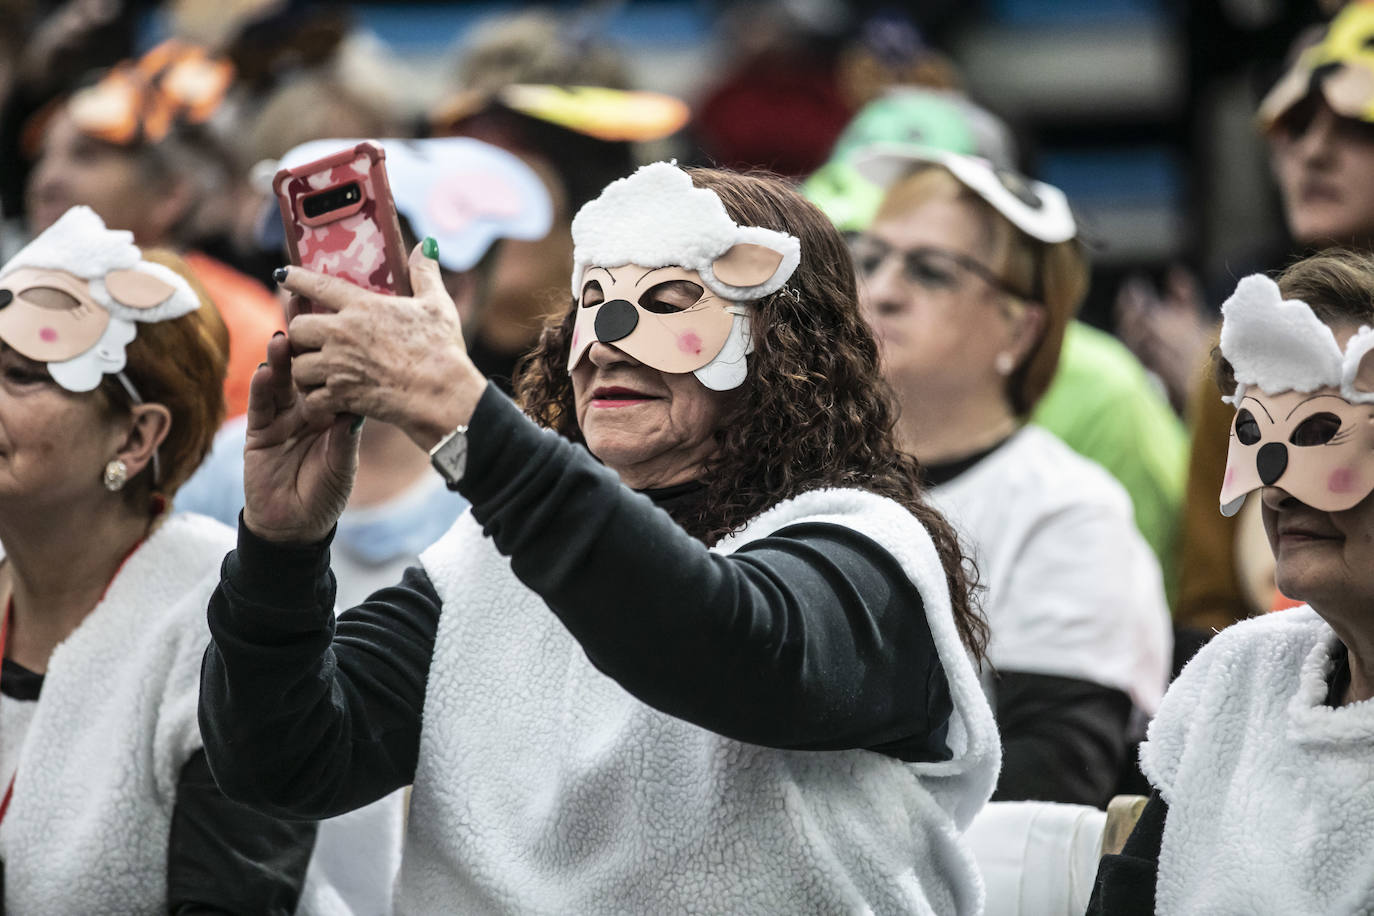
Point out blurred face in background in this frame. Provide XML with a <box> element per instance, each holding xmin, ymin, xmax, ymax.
<box><xmin>1270</xmin><ymin>96</ymin><xmax>1374</xmax><ymax>248</ymax></box>
<box><xmin>855</xmin><ymin>192</ymin><xmax>1032</xmax><ymax>415</ymax></box>
<box><xmin>478</xmin><ymin>150</ymin><xmax>574</xmax><ymax>351</ymax></box>
<box><xmin>26</xmin><ymin>111</ymin><xmax>180</xmax><ymax>245</ymax></box>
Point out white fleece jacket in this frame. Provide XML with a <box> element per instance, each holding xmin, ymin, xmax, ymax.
<box><xmin>0</xmin><ymin>514</ymin><xmax>231</xmax><ymax>913</ymax></box>
<box><xmin>1140</xmin><ymin>606</ymin><xmax>1374</xmax><ymax>915</ymax></box>
<box><xmin>400</xmin><ymin>488</ymin><xmax>1000</xmax><ymax>915</ymax></box>
<box><xmin>0</xmin><ymin>513</ymin><xmax>350</xmax><ymax>916</ymax></box>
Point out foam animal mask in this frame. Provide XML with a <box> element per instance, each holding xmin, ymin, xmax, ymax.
<box><xmin>568</xmin><ymin>162</ymin><xmax>801</xmax><ymax>391</ymax></box>
<box><xmin>1218</xmin><ymin>274</ymin><xmax>1374</xmax><ymax>516</ymax></box>
<box><xmin>0</xmin><ymin>206</ymin><xmax>200</xmax><ymax>392</ymax></box>
<box><xmin>1259</xmin><ymin>1</ymin><xmax>1374</xmax><ymax>130</ymax></box>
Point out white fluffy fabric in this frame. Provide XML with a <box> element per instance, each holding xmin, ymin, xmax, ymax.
<box><xmin>0</xmin><ymin>512</ymin><xmax>353</xmax><ymax>916</ymax></box>
<box><xmin>1</xmin><ymin>206</ymin><xmax>141</xmax><ymax>278</ymax></box>
<box><xmin>569</xmin><ymin>162</ymin><xmax>801</xmax><ymax>304</ymax></box>
<box><xmin>0</xmin><ymin>514</ymin><xmax>229</xmax><ymax>913</ymax></box>
<box><xmin>1219</xmin><ymin>273</ymin><xmax>1374</xmax><ymax>404</ymax></box>
<box><xmin>400</xmin><ymin>487</ymin><xmax>1000</xmax><ymax>915</ymax></box>
<box><xmin>1140</xmin><ymin>606</ymin><xmax>1374</xmax><ymax>914</ymax></box>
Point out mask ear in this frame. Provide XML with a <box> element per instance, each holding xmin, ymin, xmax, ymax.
<box><xmin>1354</xmin><ymin>342</ymin><xmax>1374</xmax><ymax>395</ymax></box>
<box><xmin>711</xmin><ymin>243</ymin><xmax>785</xmax><ymax>289</ymax></box>
<box><xmin>105</xmin><ymin>269</ymin><xmax>175</xmax><ymax>310</ymax></box>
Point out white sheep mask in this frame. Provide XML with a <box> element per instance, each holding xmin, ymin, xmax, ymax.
<box><xmin>0</xmin><ymin>206</ymin><xmax>201</xmax><ymax>393</ymax></box>
<box><xmin>567</xmin><ymin>162</ymin><xmax>801</xmax><ymax>391</ymax></box>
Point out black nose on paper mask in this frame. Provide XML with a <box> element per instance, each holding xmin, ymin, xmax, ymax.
<box><xmin>595</xmin><ymin>299</ymin><xmax>638</xmax><ymax>343</ymax></box>
<box><xmin>1257</xmin><ymin>441</ymin><xmax>1289</xmax><ymax>486</ymax></box>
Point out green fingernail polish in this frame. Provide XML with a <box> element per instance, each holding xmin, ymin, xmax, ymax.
<box><xmin>422</xmin><ymin>237</ymin><xmax>439</xmax><ymax>261</ymax></box>
<box><xmin>349</xmin><ymin>415</ymin><xmax>365</xmax><ymax>434</ymax></box>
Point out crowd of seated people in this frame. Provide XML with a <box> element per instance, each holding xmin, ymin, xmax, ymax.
<box><xmin>0</xmin><ymin>2</ymin><xmax>1366</xmax><ymax>913</ymax></box>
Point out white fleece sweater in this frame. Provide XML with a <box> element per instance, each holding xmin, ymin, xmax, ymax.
<box><xmin>399</xmin><ymin>488</ymin><xmax>1000</xmax><ymax>915</ymax></box>
<box><xmin>1140</xmin><ymin>606</ymin><xmax>1374</xmax><ymax>915</ymax></box>
<box><xmin>0</xmin><ymin>514</ymin><xmax>232</xmax><ymax>913</ymax></box>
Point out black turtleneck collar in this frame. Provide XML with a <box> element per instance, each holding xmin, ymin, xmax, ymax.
<box><xmin>920</xmin><ymin>435</ymin><xmax>1015</xmax><ymax>488</ymax></box>
<box><xmin>641</xmin><ymin>480</ymin><xmax>705</xmax><ymax>513</ymax></box>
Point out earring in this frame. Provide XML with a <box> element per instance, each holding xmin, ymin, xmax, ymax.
<box><xmin>994</xmin><ymin>352</ymin><xmax>1016</xmax><ymax>376</ymax></box>
<box><xmin>103</xmin><ymin>458</ymin><xmax>129</xmax><ymax>492</ymax></box>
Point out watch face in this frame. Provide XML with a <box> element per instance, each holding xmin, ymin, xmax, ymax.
<box><xmin>432</xmin><ymin>429</ymin><xmax>467</xmax><ymax>488</ymax></box>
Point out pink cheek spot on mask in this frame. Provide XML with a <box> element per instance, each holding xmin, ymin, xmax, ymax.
<box><xmin>1223</xmin><ymin>467</ymin><xmax>1235</xmax><ymax>488</ymax></box>
<box><xmin>39</xmin><ymin>327</ymin><xmax>57</xmax><ymax>343</ymax></box>
<box><xmin>678</xmin><ymin>331</ymin><xmax>702</xmax><ymax>355</ymax></box>
<box><xmin>1328</xmin><ymin>467</ymin><xmax>1358</xmax><ymax>494</ymax></box>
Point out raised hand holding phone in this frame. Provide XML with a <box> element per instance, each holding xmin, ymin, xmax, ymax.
<box><xmin>279</xmin><ymin>243</ymin><xmax>484</xmax><ymax>454</ymax></box>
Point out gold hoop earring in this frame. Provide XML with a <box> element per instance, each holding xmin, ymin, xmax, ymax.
<box><xmin>103</xmin><ymin>459</ymin><xmax>129</xmax><ymax>492</ymax></box>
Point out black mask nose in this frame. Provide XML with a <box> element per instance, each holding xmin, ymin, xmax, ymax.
<box><xmin>0</xmin><ymin>289</ymin><xmax>11</xmax><ymax>309</ymax></box>
<box><xmin>594</xmin><ymin>299</ymin><xmax>638</xmax><ymax>343</ymax></box>
<box><xmin>1257</xmin><ymin>441</ymin><xmax>1288</xmax><ymax>486</ymax></box>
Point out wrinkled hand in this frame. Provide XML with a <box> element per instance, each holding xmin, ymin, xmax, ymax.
<box><xmin>280</xmin><ymin>244</ymin><xmax>486</xmax><ymax>450</ymax></box>
<box><xmin>1115</xmin><ymin>267</ymin><xmax>1215</xmax><ymax>415</ymax></box>
<box><xmin>242</xmin><ymin>332</ymin><xmax>359</xmax><ymax>544</ymax></box>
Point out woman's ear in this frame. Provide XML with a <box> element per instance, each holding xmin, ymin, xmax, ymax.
<box><xmin>115</xmin><ymin>403</ymin><xmax>172</xmax><ymax>481</ymax></box>
<box><xmin>1006</xmin><ymin>300</ymin><xmax>1047</xmax><ymax>367</ymax></box>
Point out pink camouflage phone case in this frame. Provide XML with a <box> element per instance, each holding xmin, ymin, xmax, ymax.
<box><xmin>273</xmin><ymin>140</ymin><xmax>412</xmax><ymax>296</ymax></box>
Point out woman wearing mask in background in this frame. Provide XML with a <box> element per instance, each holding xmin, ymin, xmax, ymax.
<box><xmin>1092</xmin><ymin>249</ymin><xmax>1374</xmax><ymax>914</ymax></box>
<box><xmin>1124</xmin><ymin>3</ymin><xmax>1374</xmax><ymax>638</ymax></box>
<box><xmin>0</xmin><ymin>207</ymin><xmax>318</xmax><ymax>913</ymax></box>
<box><xmin>852</xmin><ymin>148</ymin><xmax>1172</xmax><ymax>806</ymax></box>
<box><xmin>23</xmin><ymin>41</ymin><xmax>283</xmax><ymax>420</ymax></box>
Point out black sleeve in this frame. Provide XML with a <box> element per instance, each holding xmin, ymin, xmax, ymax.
<box><xmin>1087</xmin><ymin>789</ymin><xmax>1166</xmax><ymax>916</ymax></box>
<box><xmin>201</xmin><ymin>557</ymin><xmax>443</xmax><ymax>819</ymax></box>
<box><xmin>989</xmin><ymin>670</ymin><xmax>1132</xmax><ymax>807</ymax></box>
<box><xmin>201</xmin><ymin>384</ymin><xmax>952</xmax><ymax>818</ymax></box>
<box><xmin>455</xmin><ymin>385</ymin><xmax>951</xmax><ymax>756</ymax></box>
<box><xmin>166</xmin><ymin>750</ymin><xmax>317</xmax><ymax>916</ymax></box>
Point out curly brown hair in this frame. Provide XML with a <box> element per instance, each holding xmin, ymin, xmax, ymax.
<box><xmin>515</xmin><ymin>167</ymin><xmax>988</xmax><ymax>661</ymax></box>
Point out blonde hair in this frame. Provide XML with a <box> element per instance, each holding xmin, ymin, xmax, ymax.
<box><xmin>875</xmin><ymin>166</ymin><xmax>1089</xmax><ymax>415</ymax></box>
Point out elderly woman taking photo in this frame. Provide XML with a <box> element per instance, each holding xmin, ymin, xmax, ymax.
<box><xmin>1091</xmin><ymin>249</ymin><xmax>1374</xmax><ymax>914</ymax></box>
<box><xmin>0</xmin><ymin>207</ymin><xmax>317</xmax><ymax>912</ymax></box>
<box><xmin>199</xmin><ymin>163</ymin><xmax>1000</xmax><ymax>912</ymax></box>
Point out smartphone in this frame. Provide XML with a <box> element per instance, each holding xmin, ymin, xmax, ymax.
<box><xmin>273</xmin><ymin>140</ymin><xmax>412</xmax><ymax>298</ymax></box>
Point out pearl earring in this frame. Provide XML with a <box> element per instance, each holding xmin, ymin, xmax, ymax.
<box><xmin>994</xmin><ymin>352</ymin><xmax>1016</xmax><ymax>376</ymax></box>
<box><xmin>103</xmin><ymin>458</ymin><xmax>129</xmax><ymax>492</ymax></box>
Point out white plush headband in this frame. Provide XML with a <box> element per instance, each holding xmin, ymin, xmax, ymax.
<box><xmin>1219</xmin><ymin>273</ymin><xmax>1374</xmax><ymax>405</ymax></box>
<box><xmin>0</xmin><ymin>206</ymin><xmax>202</xmax><ymax>392</ymax></box>
<box><xmin>569</xmin><ymin>161</ymin><xmax>801</xmax><ymax>303</ymax></box>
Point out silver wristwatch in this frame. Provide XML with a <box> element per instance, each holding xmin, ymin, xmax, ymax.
<box><xmin>429</xmin><ymin>425</ymin><xmax>469</xmax><ymax>490</ymax></box>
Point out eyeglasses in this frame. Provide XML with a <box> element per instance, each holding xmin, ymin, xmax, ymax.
<box><xmin>848</xmin><ymin>234</ymin><xmax>1031</xmax><ymax>301</ymax></box>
